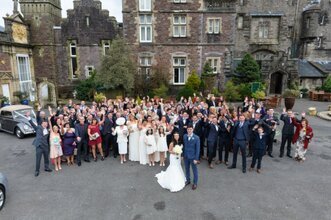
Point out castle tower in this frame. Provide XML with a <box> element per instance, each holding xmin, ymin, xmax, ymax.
<box><xmin>20</xmin><ymin>0</ymin><xmax>62</xmax><ymax>104</ymax></box>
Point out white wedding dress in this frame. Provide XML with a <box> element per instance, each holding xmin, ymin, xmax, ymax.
<box><xmin>155</xmin><ymin>153</ymin><xmax>186</xmax><ymax>192</ymax></box>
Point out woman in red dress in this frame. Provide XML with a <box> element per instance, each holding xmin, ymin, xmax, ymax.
<box><xmin>88</xmin><ymin>118</ymin><xmax>104</xmax><ymax>161</ymax></box>
<box><xmin>292</xmin><ymin>118</ymin><xmax>313</xmax><ymax>162</ymax></box>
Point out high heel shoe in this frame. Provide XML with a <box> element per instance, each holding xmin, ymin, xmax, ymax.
<box><xmin>101</xmin><ymin>156</ymin><xmax>105</xmax><ymax>161</ymax></box>
<box><xmin>94</xmin><ymin>157</ymin><xmax>97</xmax><ymax>162</ymax></box>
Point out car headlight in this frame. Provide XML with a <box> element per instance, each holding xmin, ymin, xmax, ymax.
<box><xmin>23</xmin><ymin>124</ymin><xmax>31</xmax><ymax>131</ymax></box>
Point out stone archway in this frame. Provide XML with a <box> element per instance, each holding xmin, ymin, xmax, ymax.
<box><xmin>38</xmin><ymin>81</ymin><xmax>57</xmax><ymax>107</ymax></box>
<box><xmin>269</xmin><ymin>71</ymin><xmax>288</xmax><ymax>95</ymax></box>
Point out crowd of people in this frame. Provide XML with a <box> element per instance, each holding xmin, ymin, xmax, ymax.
<box><xmin>26</xmin><ymin>94</ymin><xmax>314</xmax><ymax>181</ymax></box>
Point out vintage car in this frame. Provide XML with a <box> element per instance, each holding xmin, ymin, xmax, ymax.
<box><xmin>0</xmin><ymin>105</ymin><xmax>36</xmax><ymax>139</ymax></box>
<box><xmin>0</xmin><ymin>172</ymin><xmax>8</xmax><ymax>211</ymax></box>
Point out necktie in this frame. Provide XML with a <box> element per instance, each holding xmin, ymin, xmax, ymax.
<box><xmin>188</xmin><ymin>136</ymin><xmax>191</xmax><ymax>141</ymax></box>
<box><xmin>289</xmin><ymin>117</ymin><xmax>292</xmax><ymax>124</ymax></box>
<box><xmin>240</xmin><ymin>122</ymin><xmax>243</xmax><ymax>128</ymax></box>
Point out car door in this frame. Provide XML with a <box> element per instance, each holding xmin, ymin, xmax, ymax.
<box><xmin>1</xmin><ymin>111</ymin><xmax>14</xmax><ymax>133</ymax></box>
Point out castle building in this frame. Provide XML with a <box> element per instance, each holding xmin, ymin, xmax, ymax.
<box><xmin>0</xmin><ymin>2</ymin><xmax>36</xmax><ymax>104</ymax></box>
<box><xmin>19</xmin><ymin>0</ymin><xmax>119</xmax><ymax>106</ymax></box>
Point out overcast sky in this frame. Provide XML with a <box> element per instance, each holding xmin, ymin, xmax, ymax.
<box><xmin>0</xmin><ymin>0</ymin><xmax>122</xmax><ymax>27</ymax></box>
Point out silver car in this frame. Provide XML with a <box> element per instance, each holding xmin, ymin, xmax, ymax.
<box><xmin>0</xmin><ymin>105</ymin><xmax>36</xmax><ymax>139</ymax></box>
<box><xmin>0</xmin><ymin>172</ymin><xmax>8</xmax><ymax>211</ymax></box>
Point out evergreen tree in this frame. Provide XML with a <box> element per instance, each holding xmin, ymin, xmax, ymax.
<box><xmin>97</xmin><ymin>38</ymin><xmax>136</xmax><ymax>94</ymax></box>
<box><xmin>234</xmin><ymin>53</ymin><xmax>261</xmax><ymax>84</ymax></box>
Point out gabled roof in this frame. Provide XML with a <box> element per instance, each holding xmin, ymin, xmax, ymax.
<box><xmin>298</xmin><ymin>59</ymin><xmax>326</xmax><ymax>78</ymax></box>
<box><xmin>310</xmin><ymin>61</ymin><xmax>331</xmax><ymax>74</ymax></box>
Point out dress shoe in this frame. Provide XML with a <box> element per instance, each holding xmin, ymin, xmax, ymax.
<box><xmin>227</xmin><ymin>166</ymin><xmax>236</xmax><ymax>169</ymax></box>
<box><xmin>84</xmin><ymin>159</ymin><xmax>90</xmax><ymax>163</ymax></box>
<box><xmin>287</xmin><ymin>154</ymin><xmax>293</xmax><ymax>158</ymax></box>
<box><xmin>224</xmin><ymin>161</ymin><xmax>229</xmax><ymax>166</ymax></box>
<box><xmin>215</xmin><ymin>160</ymin><xmax>221</xmax><ymax>165</ymax></box>
<box><xmin>242</xmin><ymin>169</ymin><xmax>246</xmax><ymax>173</ymax></box>
<box><xmin>185</xmin><ymin>181</ymin><xmax>191</xmax><ymax>186</ymax></box>
<box><xmin>35</xmin><ymin>171</ymin><xmax>39</xmax><ymax>177</ymax></box>
<box><xmin>257</xmin><ymin>169</ymin><xmax>261</xmax><ymax>174</ymax></box>
<box><xmin>279</xmin><ymin>154</ymin><xmax>284</xmax><ymax>158</ymax></box>
<box><xmin>268</xmin><ymin>154</ymin><xmax>274</xmax><ymax>158</ymax></box>
<box><xmin>192</xmin><ymin>184</ymin><xmax>197</xmax><ymax>190</ymax></box>
<box><xmin>78</xmin><ymin>162</ymin><xmax>81</xmax><ymax>166</ymax></box>
<box><xmin>247</xmin><ymin>154</ymin><xmax>252</xmax><ymax>158</ymax></box>
<box><xmin>45</xmin><ymin>168</ymin><xmax>52</xmax><ymax>172</ymax></box>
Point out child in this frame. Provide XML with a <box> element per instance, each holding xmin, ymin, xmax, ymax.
<box><xmin>249</xmin><ymin>125</ymin><xmax>267</xmax><ymax>173</ymax></box>
<box><xmin>156</xmin><ymin>126</ymin><xmax>168</xmax><ymax>167</ymax></box>
<box><xmin>145</xmin><ymin>128</ymin><xmax>157</xmax><ymax>166</ymax></box>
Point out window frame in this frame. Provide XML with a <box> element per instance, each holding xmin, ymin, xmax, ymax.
<box><xmin>16</xmin><ymin>54</ymin><xmax>33</xmax><ymax>96</ymax></box>
<box><xmin>69</xmin><ymin>40</ymin><xmax>78</xmax><ymax>79</ymax></box>
<box><xmin>85</xmin><ymin>65</ymin><xmax>95</xmax><ymax>78</ymax></box>
<box><xmin>174</xmin><ymin>0</ymin><xmax>187</xmax><ymax>3</ymax></box>
<box><xmin>207</xmin><ymin>18</ymin><xmax>221</xmax><ymax>34</ymax></box>
<box><xmin>173</xmin><ymin>15</ymin><xmax>187</xmax><ymax>37</ymax></box>
<box><xmin>139</xmin><ymin>14</ymin><xmax>153</xmax><ymax>43</ymax></box>
<box><xmin>207</xmin><ymin>57</ymin><xmax>220</xmax><ymax>74</ymax></box>
<box><xmin>173</xmin><ymin>57</ymin><xmax>186</xmax><ymax>85</ymax></box>
<box><xmin>139</xmin><ymin>0</ymin><xmax>152</xmax><ymax>12</ymax></box>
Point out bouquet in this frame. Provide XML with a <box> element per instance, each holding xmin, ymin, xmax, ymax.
<box><xmin>173</xmin><ymin>145</ymin><xmax>183</xmax><ymax>159</ymax></box>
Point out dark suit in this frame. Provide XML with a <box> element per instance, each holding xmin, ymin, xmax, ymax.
<box><xmin>250</xmin><ymin>132</ymin><xmax>268</xmax><ymax>169</ymax></box>
<box><xmin>183</xmin><ymin>133</ymin><xmax>200</xmax><ymax>185</ymax></box>
<box><xmin>206</xmin><ymin>123</ymin><xmax>219</xmax><ymax>164</ymax></box>
<box><xmin>218</xmin><ymin>120</ymin><xmax>231</xmax><ymax>162</ymax></box>
<box><xmin>263</xmin><ymin>114</ymin><xmax>279</xmax><ymax>155</ymax></box>
<box><xmin>75</xmin><ymin>123</ymin><xmax>89</xmax><ymax>162</ymax></box>
<box><xmin>29</xmin><ymin>120</ymin><xmax>50</xmax><ymax>172</ymax></box>
<box><xmin>102</xmin><ymin>117</ymin><xmax>115</xmax><ymax>157</ymax></box>
<box><xmin>230</xmin><ymin>121</ymin><xmax>250</xmax><ymax>170</ymax></box>
<box><xmin>192</xmin><ymin>119</ymin><xmax>205</xmax><ymax>159</ymax></box>
<box><xmin>177</xmin><ymin>118</ymin><xmax>191</xmax><ymax>137</ymax></box>
<box><xmin>279</xmin><ymin>114</ymin><xmax>295</xmax><ymax>156</ymax></box>
<box><xmin>207</xmin><ymin>99</ymin><xmax>218</xmax><ymax>109</ymax></box>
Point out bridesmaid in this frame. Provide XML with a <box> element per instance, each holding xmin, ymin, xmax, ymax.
<box><xmin>145</xmin><ymin>128</ymin><xmax>157</xmax><ymax>166</ymax></box>
<box><xmin>138</xmin><ymin>119</ymin><xmax>149</xmax><ymax>165</ymax></box>
<box><xmin>127</xmin><ymin>114</ymin><xmax>140</xmax><ymax>162</ymax></box>
<box><xmin>49</xmin><ymin>117</ymin><xmax>63</xmax><ymax>171</ymax></box>
<box><xmin>62</xmin><ymin>123</ymin><xmax>76</xmax><ymax>166</ymax></box>
<box><xmin>156</xmin><ymin>126</ymin><xmax>168</xmax><ymax>167</ymax></box>
<box><xmin>112</xmin><ymin>117</ymin><xmax>129</xmax><ymax>164</ymax></box>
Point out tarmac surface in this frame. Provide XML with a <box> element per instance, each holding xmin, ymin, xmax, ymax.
<box><xmin>0</xmin><ymin>99</ymin><xmax>330</xmax><ymax>220</ymax></box>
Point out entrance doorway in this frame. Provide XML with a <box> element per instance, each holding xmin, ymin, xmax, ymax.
<box><xmin>1</xmin><ymin>84</ymin><xmax>10</xmax><ymax>102</ymax></box>
<box><xmin>269</xmin><ymin>72</ymin><xmax>284</xmax><ymax>94</ymax></box>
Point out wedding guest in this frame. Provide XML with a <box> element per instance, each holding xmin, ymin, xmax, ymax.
<box><xmin>206</xmin><ymin>115</ymin><xmax>219</xmax><ymax>169</ymax></box>
<box><xmin>26</xmin><ymin>112</ymin><xmax>52</xmax><ymax>177</ymax></box>
<box><xmin>263</xmin><ymin>108</ymin><xmax>279</xmax><ymax>158</ymax></box>
<box><xmin>145</xmin><ymin>128</ymin><xmax>157</xmax><ymax>166</ymax></box>
<box><xmin>228</xmin><ymin>115</ymin><xmax>250</xmax><ymax>173</ymax></box>
<box><xmin>88</xmin><ymin>118</ymin><xmax>104</xmax><ymax>162</ymax></box>
<box><xmin>49</xmin><ymin>118</ymin><xmax>63</xmax><ymax>171</ymax></box>
<box><xmin>75</xmin><ymin>117</ymin><xmax>90</xmax><ymax>166</ymax></box>
<box><xmin>112</xmin><ymin>117</ymin><xmax>129</xmax><ymax>164</ymax></box>
<box><xmin>156</xmin><ymin>126</ymin><xmax>168</xmax><ymax>166</ymax></box>
<box><xmin>292</xmin><ymin>118</ymin><xmax>313</xmax><ymax>162</ymax></box>
<box><xmin>217</xmin><ymin>115</ymin><xmax>232</xmax><ymax>166</ymax></box>
<box><xmin>62</xmin><ymin>123</ymin><xmax>76</xmax><ymax>166</ymax></box>
<box><xmin>102</xmin><ymin>112</ymin><xmax>114</xmax><ymax>158</ymax></box>
<box><xmin>249</xmin><ymin>125</ymin><xmax>267</xmax><ymax>173</ymax></box>
<box><xmin>128</xmin><ymin>114</ymin><xmax>140</xmax><ymax>162</ymax></box>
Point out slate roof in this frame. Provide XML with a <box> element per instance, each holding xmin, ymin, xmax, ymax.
<box><xmin>298</xmin><ymin>59</ymin><xmax>326</xmax><ymax>78</ymax></box>
<box><xmin>311</xmin><ymin>61</ymin><xmax>331</xmax><ymax>74</ymax></box>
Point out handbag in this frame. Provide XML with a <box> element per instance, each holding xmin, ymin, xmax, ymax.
<box><xmin>90</xmin><ymin>132</ymin><xmax>100</xmax><ymax>140</ymax></box>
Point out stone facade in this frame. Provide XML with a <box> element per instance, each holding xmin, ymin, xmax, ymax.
<box><xmin>0</xmin><ymin>12</ymin><xmax>36</xmax><ymax>104</ymax></box>
<box><xmin>123</xmin><ymin>0</ymin><xmax>236</xmax><ymax>92</ymax></box>
<box><xmin>19</xmin><ymin>0</ymin><xmax>119</xmax><ymax>103</ymax></box>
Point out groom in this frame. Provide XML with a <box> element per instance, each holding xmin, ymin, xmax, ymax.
<box><xmin>183</xmin><ymin>124</ymin><xmax>200</xmax><ymax>190</ymax></box>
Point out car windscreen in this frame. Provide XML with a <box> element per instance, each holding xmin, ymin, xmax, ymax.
<box><xmin>13</xmin><ymin>109</ymin><xmax>36</xmax><ymax>120</ymax></box>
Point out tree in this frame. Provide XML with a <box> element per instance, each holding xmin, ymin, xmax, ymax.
<box><xmin>75</xmin><ymin>72</ymin><xmax>99</xmax><ymax>101</ymax></box>
<box><xmin>201</xmin><ymin>62</ymin><xmax>217</xmax><ymax>95</ymax></box>
<box><xmin>322</xmin><ymin>76</ymin><xmax>331</xmax><ymax>92</ymax></box>
<box><xmin>234</xmin><ymin>53</ymin><xmax>261</xmax><ymax>84</ymax></box>
<box><xmin>97</xmin><ymin>38</ymin><xmax>136</xmax><ymax>94</ymax></box>
<box><xmin>186</xmin><ymin>70</ymin><xmax>201</xmax><ymax>91</ymax></box>
<box><xmin>222</xmin><ymin>80</ymin><xmax>241</xmax><ymax>101</ymax></box>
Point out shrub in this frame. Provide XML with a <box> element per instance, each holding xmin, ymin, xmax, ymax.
<box><xmin>94</xmin><ymin>92</ymin><xmax>106</xmax><ymax>103</ymax></box>
<box><xmin>222</xmin><ymin>81</ymin><xmax>241</xmax><ymax>102</ymax></box>
<box><xmin>75</xmin><ymin>73</ymin><xmax>99</xmax><ymax>101</ymax></box>
<box><xmin>237</xmin><ymin>83</ymin><xmax>252</xmax><ymax>100</ymax></box>
<box><xmin>282</xmin><ymin>89</ymin><xmax>300</xmax><ymax>98</ymax></box>
<box><xmin>153</xmin><ymin>84</ymin><xmax>169</xmax><ymax>98</ymax></box>
<box><xmin>186</xmin><ymin>70</ymin><xmax>201</xmax><ymax>91</ymax></box>
<box><xmin>251</xmin><ymin>90</ymin><xmax>266</xmax><ymax>100</ymax></box>
<box><xmin>322</xmin><ymin>76</ymin><xmax>331</xmax><ymax>93</ymax></box>
<box><xmin>177</xmin><ymin>86</ymin><xmax>195</xmax><ymax>100</ymax></box>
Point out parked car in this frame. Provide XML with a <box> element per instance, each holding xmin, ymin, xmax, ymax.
<box><xmin>0</xmin><ymin>105</ymin><xmax>36</xmax><ymax>139</ymax></box>
<box><xmin>0</xmin><ymin>172</ymin><xmax>8</xmax><ymax>211</ymax></box>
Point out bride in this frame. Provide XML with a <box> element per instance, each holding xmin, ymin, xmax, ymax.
<box><xmin>155</xmin><ymin>132</ymin><xmax>186</xmax><ymax>192</ymax></box>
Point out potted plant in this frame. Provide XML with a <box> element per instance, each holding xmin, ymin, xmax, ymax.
<box><xmin>0</xmin><ymin>95</ymin><xmax>10</xmax><ymax>107</ymax></box>
<box><xmin>282</xmin><ymin>89</ymin><xmax>300</xmax><ymax>110</ymax></box>
<box><xmin>13</xmin><ymin>91</ymin><xmax>29</xmax><ymax>105</ymax></box>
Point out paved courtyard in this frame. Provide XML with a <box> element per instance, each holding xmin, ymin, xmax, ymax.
<box><xmin>0</xmin><ymin>99</ymin><xmax>330</xmax><ymax>220</ymax></box>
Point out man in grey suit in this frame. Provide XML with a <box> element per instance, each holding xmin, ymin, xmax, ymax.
<box><xmin>183</xmin><ymin>125</ymin><xmax>200</xmax><ymax>190</ymax></box>
<box><xmin>26</xmin><ymin>112</ymin><xmax>52</xmax><ymax>177</ymax></box>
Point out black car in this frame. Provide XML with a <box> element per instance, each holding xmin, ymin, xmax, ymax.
<box><xmin>0</xmin><ymin>105</ymin><xmax>36</xmax><ymax>139</ymax></box>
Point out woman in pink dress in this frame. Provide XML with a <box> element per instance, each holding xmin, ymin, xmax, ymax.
<box><xmin>88</xmin><ymin>118</ymin><xmax>104</xmax><ymax>162</ymax></box>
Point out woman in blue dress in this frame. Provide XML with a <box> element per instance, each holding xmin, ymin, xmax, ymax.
<box><xmin>62</xmin><ymin>123</ymin><xmax>76</xmax><ymax>165</ymax></box>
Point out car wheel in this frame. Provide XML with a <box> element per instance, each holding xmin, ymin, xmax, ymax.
<box><xmin>0</xmin><ymin>185</ymin><xmax>5</xmax><ymax>211</ymax></box>
<box><xmin>15</xmin><ymin>127</ymin><xmax>24</xmax><ymax>139</ymax></box>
